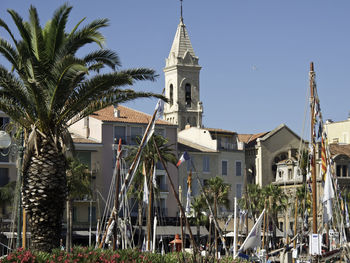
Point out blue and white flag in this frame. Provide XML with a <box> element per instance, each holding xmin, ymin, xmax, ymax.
<box><xmin>345</xmin><ymin>198</ymin><xmax>350</xmax><ymax>228</ymax></box>
<box><xmin>143</xmin><ymin>163</ymin><xmax>149</xmax><ymax>205</ymax></box>
<box><xmin>155</xmin><ymin>99</ymin><xmax>164</xmax><ymax>120</ymax></box>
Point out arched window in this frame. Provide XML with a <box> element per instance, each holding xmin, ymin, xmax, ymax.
<box><xmin>169</xmin><ymin>84</ymin><xmax>173</xmax><ymax>106</ymax></box>
<box><xmin>185</xmin><ymin>83</ymin><xmax>191</xmax><ymax>107</ymax></box>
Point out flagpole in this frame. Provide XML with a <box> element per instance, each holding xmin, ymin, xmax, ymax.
<box><xmin>153</xmin><ymin>142</ymin><xmax>199</xmax><ymax>254</ymax></box>
<box><xmin>233</xmin><ymin>197</ymin><xmax>237</xmax><ymax>258</ymax></box>
<box><xmin>310</xmin><ymin>62</ymin><xmax>317</xmax><ymax>234</ymax></box>
<box><xmin>179</xmin><ymin>186</ymin><xmax>185</xmax><ymax>253</ymax></box>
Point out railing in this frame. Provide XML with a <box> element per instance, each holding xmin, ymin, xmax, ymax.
<box><xmin>0</xmin><ymin>241</ymin><xmax>11</xmax><ymax>257</ymax></box>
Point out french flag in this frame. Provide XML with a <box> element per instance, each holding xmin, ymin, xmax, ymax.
<box><xmin>176</xmin><ymin>151</ymin><xmax>190</xmax><ymax>167</ymax></box>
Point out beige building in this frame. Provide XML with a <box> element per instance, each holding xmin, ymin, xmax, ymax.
<box><xmin>178</xmin><ymin>127</ymin><xmax>245</xmax><ymax>215</ymax></box>
<box><xmin>239</xmin><ymin>124</ymin><xmax>305</xmax><ymax>186</ymax></box>
<box><xmin>69</xmin><ymin>105</ymin><xmax>179</xmax><ymax>222</ymax></box>
<box><xmin>325</xmin><ymin>117</ymin><xmax>350</xmax><ymax>144</ymax></box>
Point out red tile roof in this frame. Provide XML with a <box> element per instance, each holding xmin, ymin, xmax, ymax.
<box><xmin>91</xmin><ymin>105</ymin><xmax>173</xmax><ymax>126</ymax></box>
<box><xmin>238</xmin><ymin>132</ymin><xmax>268</xmax><ymax>143</ymax></box>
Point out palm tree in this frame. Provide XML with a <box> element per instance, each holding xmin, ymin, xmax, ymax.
<box><xmin>203</xmin><ymin>176</ymin><xmax>230</xmax><ymax>259</ymax></box>
<box><xmin>0</xmin><ymin>4</ymin><xmax>160</xmax><ymax>251</ymax></box>
<box><xmin>190</xmin><ymin>195</ymin><xmax>208</xmax><ymax>245</ymax></box>
<box><xmin>262</xmin><ymin>184</ymin><xmax>288</xmax><ymax>248</ymax></box>
<box><xmin>126</xmin><ymin>135</ymin><xmax>177</xmax><ymax>248</ymax></box>
<box><xmin>240</xmin><ymin>183</ymin><xmax>264</xmax><ymax>222</ymax></box>
<box><xmin>65</xmin><ymin>158</ymin><xmax>91</xmax><ymax>252</ymax></box>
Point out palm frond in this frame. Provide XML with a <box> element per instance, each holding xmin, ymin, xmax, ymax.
<box><xmin>28</xmin><ymin>6</ymin><xmax>45</xmax><ymax>61</ymax></box>
<box><xmin>83</xmin><ymin>49</ymin><xmax>121</xmax><ymax>70</ymax></box>
<box><xmin>0</xmin><ymin>18</ymin><xmax>17</xmax><ymax>45</ymax></box>
<box><xmin>7</xmin><ymin>9</ymin><xmax>32</xmax><ymax>53</ymax></box>
<box><xmin>43</xmin><ymin>4</ymin><xmax>72</xmax><ymax>59</ymax></box>
<box><xmin>0</xmin><ymin>38</ymin><xmax>20</xmax><ymax>70</ymax></box>
<box><xmin>120</xmin><ymin>68</ymin><xmax>158</xmax><ymax>82</ymax></box>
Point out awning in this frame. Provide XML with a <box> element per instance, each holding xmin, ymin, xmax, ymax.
<box><xmin>142</xmin><ymin>226</ymin><xmax>208</xmax><ymax>237</ymax></box>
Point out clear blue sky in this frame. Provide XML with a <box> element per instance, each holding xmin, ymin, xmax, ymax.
<box><xmin>1</xmin><ymin>0</ymin><xmax>350</xmax><ymax>137</ymax></box>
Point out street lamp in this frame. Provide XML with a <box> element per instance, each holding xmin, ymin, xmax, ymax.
<box><xmin>0</xmin><ymin>130</ymin><xmax>24</xmax><ymax>249</ymax></box>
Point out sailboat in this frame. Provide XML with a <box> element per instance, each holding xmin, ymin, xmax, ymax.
<box><xmin>289</xmin><ymin>62</ymin><xmax>350</xmax><ymax>262</ymax></box>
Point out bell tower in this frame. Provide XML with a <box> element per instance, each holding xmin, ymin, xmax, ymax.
<box><xmin>163</xmin><ymin>1</ymin><xmax>203</xmax><ymax>131</ymax></box>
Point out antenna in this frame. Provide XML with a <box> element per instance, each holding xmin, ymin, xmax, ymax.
<box><xmin>180</xmin><ymin>0</ymin><xmax>183</xmax><ymax>22</ymax></box>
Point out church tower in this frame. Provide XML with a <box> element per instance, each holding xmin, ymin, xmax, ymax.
<box><xmin>163</xmin><ymin>2</ymin><xmax>203</xmax><ymax>131</ymax></box>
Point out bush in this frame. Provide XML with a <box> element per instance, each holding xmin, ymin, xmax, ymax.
<box><xmin>0</xmin><ymin>247</ymin><xmax>241</xmax><ymax>263</ymax></box>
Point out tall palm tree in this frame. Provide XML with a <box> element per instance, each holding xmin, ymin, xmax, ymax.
<box><xmin>0</xmin><ymin>4</ymin><xmax>160</xmax><ymax>251</ymax></box>
<box><xmin>262</xmin><ymin>184</ymin><xmax>288</xmax><ymax>248</ymax></box>
<box><xmin>190</xmin><ymin>195</ymin><xmax>208</xmax><ymax>245</ymax></box>
<box><xmin>203</xmin><ymin>176</ymin><xmax>230</xmax><ymax>259</ymax></box>
<box><xmin>240</xmin><ymin>183</ymin><xmax>264</xmax><ymax>222</ymax></box>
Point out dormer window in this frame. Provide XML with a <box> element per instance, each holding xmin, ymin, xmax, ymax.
<box><xmin>169</xmin><ymin>84</ymin><xmax>173</xmax><ymax>106</ymax></box>
<box><xmin>185</xmin><ymin>83</ymin><xmax>191</xmax><ymax>107</ymax></box>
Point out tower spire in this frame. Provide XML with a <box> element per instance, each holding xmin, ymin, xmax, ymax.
<box><xmin>180</xmin><ymin>0</ymin><xmax>183</xmax><ymax>22</ymax></box>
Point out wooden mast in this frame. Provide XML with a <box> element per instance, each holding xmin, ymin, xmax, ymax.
<box><xmin>310</xmin><ymin>62</ymin><xmax>317</xmax><ymax>234</ymax></box>
<box><xmin>113</xmin><ymin>139</ymin><xmax>122</xmax><ymax>250</ymax></box>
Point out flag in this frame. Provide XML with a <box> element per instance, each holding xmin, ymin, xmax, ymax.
<box><xmin>105</xmin><ymin>220</ymin><xmax>115</xmax><ymax>244</ymax></box>
<box><xmin>185</xmin><ymin>170</ymin><xmax>192</xmax><ymax>216</ymax></box>
<box><xmin>155</xmin><ymin>99</ymin><xmax>164</xmax><ymax>120</ymax></box>
<box><xmin>176</xmin><ymin>151</ymin><xmax>190</xmax><ymax>167</ymax></box>
<box><xmin>141</xmin><ymin>236</ymin><xmax>146</xmax><ymax>252</ymax></box>
<box><xmin>152</xmin><ymin>216</ymin><xmax>157</xmax><ymax>253</ymax></box>
<box><xmin>239</xmin><ymin>209</ymin><xmax>265</xmax><ymax>252</ymax></box>
<box><xmin>152</xmin><ymin>165</ymin><xmax>157</xmax><ymax>189</ymax></box>
<box><xmin>225</xmin><ymin>214</ymin><xmax>233</xmax><ymax>230</ymax></box>
<box><xmin>321</xmin><ymin>136</ymin><xmax>327</xmax><ymax>181</ymax></box>
<box><xmin>345</xmin><ymin>197</ymin><xmax>350</xmax><ymax>228</ymax></box>
<box><xmin>322</xmin><ymin>166</ymin><xmax>334</xmax><ymax>223</ymax></box>
<box><xmin>159</xmin><ymin>236</ymin><xmax>165</xmax><ymax>255</ymax></box>
<box><xmin>143</xmin><ymin>163</ymin><xmax>149</xmax><ymax>205</ymax></box>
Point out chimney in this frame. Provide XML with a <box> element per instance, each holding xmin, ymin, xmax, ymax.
<box><xmin>113</xmin><ymin>105</ymin><xmax>120</xmax><ymax>118</ymax></box>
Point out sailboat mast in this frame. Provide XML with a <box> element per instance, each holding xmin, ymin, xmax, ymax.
<box><xmin>113</xmin><ymin>139</ymin><xmax>122</xmax><ymax>250</ymax></box>
<box><xmin>310</xmin><ymin>62</ymin><xmax>317</xmax><ymax>234</ymax></box>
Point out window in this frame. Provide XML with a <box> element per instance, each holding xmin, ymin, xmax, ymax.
<box><xmin>236</xmin><ymin>184</ymin><xmax>242</xmax><ymax>198</ymax></box>
<box><xmin>0</xmin><ymin>152</ymin><xmax>9</xmax><ymax>162</ymax></box>
<box><xmin>186</xmin><ymin>157</ymin><xmax>192</xmax><ymax>171</ymax></box>
<box><xmin>0</xmin><ymin>167</ymin><xmax>9</xmax><ymax>187</ymax></box>
<box><xmin>236</xmin><ymin>161</ymin><xmax>242</xmax><ymax>176</ymax></box>
<box><xmin>185</xmin><ymin>83</ymin><xmax>191</xmax><ymax>107</ymax></box>
<box><xmin>169</xmin><ymin>84</ymin><xmax>173</xmax><ymax>106</ymax></box>
<box><xmin>288</xmin><ymin>169</ymin><xmax>293</xmax><ymax>180</ymax></box>
<box><xmin>114</xmin><ymin>126</ymin><xmax>126</xmax><ymax>144</ymax></box>
<box><xmin>73</xmin><ymin>206</ymin><xmax>77</xmax><ymax>222</ymax></box>
<box><xmin>203</xmin><ymin>156</ymin><xmax>210</xmax><ymax>172</ymax></box>
<box><xmin>130</xmin><ymin>126</ymin><xmax>143</xmax><ymax>145</ymax></box>
<box><xmin>76</xmin><ymin>151</ymin><xmax>91</xmax><ymax>170</ymax></box>
<box><xmin>88</xmin><ymin>206</ymin><xmax>97</xmax><ymax>223</ymax></box>
<box><xmin>222</xmin><ymin>160</ymin><xmax>227</xmax><ymax>176</ymax></box>
<box><xmin>155</xmin><ymin>128</ymin><xmax>165</xmax><ymax>137</ymax></box>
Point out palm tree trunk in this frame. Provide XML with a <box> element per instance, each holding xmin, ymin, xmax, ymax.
<box><xmin>22</xmin><ymin>138</ymin><xmax>67</xmax><ymax>252</ymax></box>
